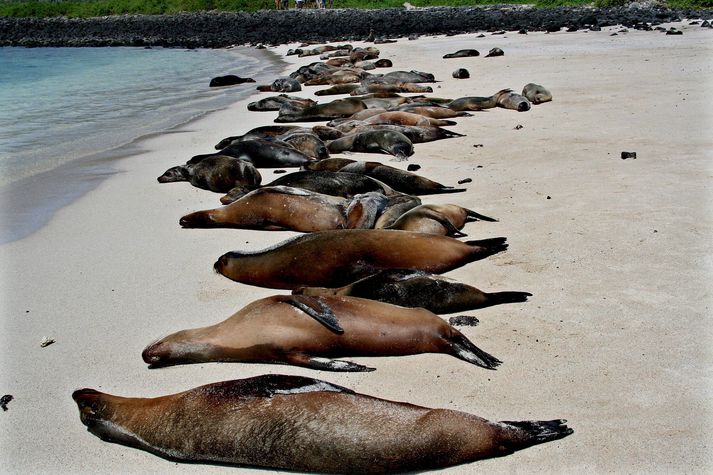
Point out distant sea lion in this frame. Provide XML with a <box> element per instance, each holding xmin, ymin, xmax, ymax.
<box><xmin>350</xmin><ymin>82</ymin><xmax>433</xmax><ymax>95</ymax></box>
<box><xmin>214</xmin><ymin>229</ymin><xmax>508</xmax><ymax>289</ymax></box>
<box><xmin>485</xmin><ymin>47</ymin><xmax>504</xmax><ymax>57</ymax></box>
<box><xmin>385</xmin><ymin>204</ymin><xmax>497</xmax><ymax>236</ymax></box>
<box><xmin>327</xmin><ymin>130</ymin><xmax>414</xmax><ymax>160</ymax></box>
<box><xmin>522</xmin><ymin>83</ymin><xmax>553</xmax><ymax>104</ymax></box>
<box><xmin>364</xmin><ymin>70</ymin><xmax>436</xmax><ymax>84</ymax></box>
<box><xmin>209</xmin><ymin>75</ymin><xmax>255</xmax><ymax>87</ymax></box>
<box><xmin>73</xmin><ymin>375</ymin><xmax>572</xmax><ymax>473</ymax></box>
<box><xmin>363</xmin><ymin>111</ymin><xmax>456</xmax><ymax>127</ymax></box>
<box><xmin>256</xmin><ymin>77</ymin><xmax>301</xmax><ymax>93</ymax></box>
<box><xmin>276</xmin><ymin>97</ymin><xmax>367</xmax><ymax>122</ymax></box>
<box><xmin>247</xmin><ymin>94</ymin><xmax>316</xmax><ymax>112</ymax></box>
<box><xmin>142</xmin><ymin>294</ymin><xmax>501</xmax><ymax>371</ymax></box>
<box><xmin>321</xmin><ymin>124</ymin><xmax>464</xmax><ymax>144</ymax></box>
<box><xmin>443</xmin><ymin>49</ymin><xmax>480</xmax><ymax>58</ymax></box>
<box><xmin>338</xmin><ymin>161</ymin><xmax>467</xmax><ymax>195</ymax></box>
<box><xmin>496</xmin><ymin>90</ymin><xmax>531</xmax><ymax>112</ymax></box>
<box><xmin>157</xmin><ymin>155</ymin><xmax>261</xmax><ymax>193</ymax></box>
<box><xmin>315</xmin><ymin>84</ymin><xmax>360</xmax><ymax>96</ymax></box>
<box><xmin>215</xmin><ymin>125</ymin><xmax>307</xmax><ymax>149</ymax></box>
<box><xmin>453</xmin><ymin>68</ymin><xmax>470</xmax><ymax>79</ymax></box>
<box><xmin>295</xmin><ymin>269</ymin><xmax>532</xmax><ymax>314</ymax></box>
<box><xmin>303</xmin><ymin>70</ymin><xmax>366</xmax><ymax>86</ymax></box>
<box><xmin>374</xmin><ymin>58</ymin><xmax>393</xmax><ymax>67</ymax></box>
<box><xmin>392</xmin><ymin>105</ymin><xmax>472</xmax><ymax>119</ymax></box>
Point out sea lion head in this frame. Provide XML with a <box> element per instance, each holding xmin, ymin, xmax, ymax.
<box><xmin>157</xmin><ymin>165</ymin><xmax>187</xmax><ymax>183</ymax></box>
<box><xmin>142</xmin><ymin>331</ymin><xmax>216</xmax><ymax>368</ymax></box>
<box><xmin>179</xmin><ymin>210</ymin><xmax>216</xmax><ymax>228</ymax></box>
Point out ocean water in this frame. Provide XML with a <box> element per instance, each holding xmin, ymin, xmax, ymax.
<box><xmin>0</xmin><ymin>46</ymin><xmax>283</xmax><ymax>243</ymax></box>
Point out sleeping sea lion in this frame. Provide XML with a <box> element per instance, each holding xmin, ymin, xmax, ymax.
<box><xmin>522</xmin><ymin>83</ymin><xmax>553</xmax><ymax>104</ymax></box>
<box><xmin>496</xmin><ymin>90</ymin><xmax>531</xmax><ymax>112</ymax></box>
<box><xmin>256</xmin><ymin>77</ymin><xmax>302</xmax><ymax>92</ymax></box>
<box><xmin>384</xmin><ymin>203</ymin><xmax>497</xmax><ymax>236</ymax></box>
<box><xmin>294</xmin><ymin>269</ymin><xmax>532</xmax><ymax>314</ymax></box>
<box><xmin>280</xmin><ymin>132</ymin><xmax>330</xmax><ymax>160</ymax></box>
<box><xmin>213</xmin><ymin>229</ymin><xmax>508</xmax><ymax>289</ymax></box>
<box><xmin>447</xmin><ymin>89</ymin><xmax>510</xmax><ymax>111</ymax></box>
<box><xmin>338</xmin><ymin>161</ymin><xmax>467</xmax><ymax>195</ymax></box>
<box><xmin>443</xmin><ymin>49</ymin><xmax>480</xmax><ymax>58</ymax></box>
<box><xmin>157</xmin><ymin>155</ymin><xmax>261</xmax><ymax>193</ymax></box>
<box><xmin>142</xmin><ymin>294</ymin><xmax>501</xmax><ymax>371</ymax></box>
<box><xmin>363</xmin><ymin>111</ymin><xmax>456</xmax><ymax>127</ymax></box>
<box><xmin>392</xmin><ymin>104</ymin><xmax>472</xmax><ymax>119</ymax></box>
<box><xmin>215</xmin><ymin>125</ymin><xmax>307</xmax><ymax>149</ymax></box>
<box><xmin>327</xmin><ymin>130</ymin><xmax>414</xmax><ymax>160</ymax></box>
<box><xmin>315</xmin><ymin>84</ymin><xmax>361</xmax><ymax>96</ymax></box>
<box><xmin>363</xmin><ymin>70</ymin><xmax>436</xmax><ymax>84</ymax></box>
<box><xmin>275</xmin><ymin>97</ymin><xmax>367</xmax><ymax>122</ymax></box>
<box><xmin>349</xmin><ymin>82</ymin><xmax>434</xmax><ymax>95</ymax></box>
<box><xmin>201</xmin><ymin>137</ymin><xmax>315</xmax><ymax>168</ymax></box>
<box><xmin>73</xmin><ymin>374</ymin><xmax>572</xmax><ymax>473</ymax></box>
<box><xmin>485</xmin><ymin>47</ymin><xmax>504</xmax><ymax>57</ymax></box>
<box><xmin>247</xmin><ymin>94</ymin><xmax>316</xmax><ymax>112</ymax></box>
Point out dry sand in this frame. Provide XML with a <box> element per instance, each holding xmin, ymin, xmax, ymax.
<box><xmin>1</xmin><ymin>21</ymin><xmax>712</xmax><ymax>474</ymax></box>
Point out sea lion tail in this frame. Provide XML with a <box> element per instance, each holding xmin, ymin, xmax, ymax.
<box><xmin>483</xmin><ymin>291</ymin><xmax>532</xmax><ymax>307</ymax></box>
<box><xmin>498</xmin><ymin>419</ymin><xmax>574</xmax><ymax>448</ymax></box>
<box><xmin>465</xmin><ymin>237</ymin><xmax>508</xmax><ymax>257</ymax></box>
<box><xmin>448</xmin><ymin>333</ymin><xmax>501</xmax><ymax>369</ymax></box>
<box><xmin>465</xmin><ymin>209</ymin><xmax>498</xmax><ymax>222</ymax></box>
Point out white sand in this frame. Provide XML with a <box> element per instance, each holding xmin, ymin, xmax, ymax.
<box><xmin>1</xmin><ymin>22</ymin><xmax>712</xmax><ymax>474</ymax></box>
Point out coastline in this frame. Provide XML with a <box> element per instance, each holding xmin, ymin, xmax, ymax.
<box><xmin>1</xmin><ymin>21</ymin><xmax>712</xmax><ymax>474</ymax></box>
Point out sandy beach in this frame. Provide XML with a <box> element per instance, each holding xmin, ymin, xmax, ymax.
<box><xmin>1</xmin><ymin>21</ymin><xmax>712</xmax><ymax>473</ymax></box>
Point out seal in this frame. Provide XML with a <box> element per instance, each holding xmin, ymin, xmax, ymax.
<box><xmin>522</xmin><ymin>83</ymin><xmax>553</xmax><ymax>104</ymax></box>
<box><xmin>215</xmin><ymin>125</ymin><xmax>307</xmax><ymax>149</ymax></box>
<box><xmin>72</xmin><ymin>374</ymin><xmax>573</xmax><ymax>473</ymax></box>
<box><xmin>295</xmin><ymin>269</ymin><xmax>532</xmax><ymax>314</ymax></box>
<box><xmin>385</xmin><ymin>203</ymin><xmax>497</xmax><ymax>236</ymax></box>
<box><xmin>157</xmin><ymin>155</ymin><xmax>261</xmax><ymax>193</ymax></box>
<box><xmin>199</xmin><ymin>137</ymin><xmax>315</xmax><ymax>168</ymax></box>
<box><xmin>247</xmin><ymin>94</ymin><xmax>316</xmax><ymax>112</ymax></box>
<box><xmin>219</xmin><ymin>170</ymin><xmax>396</xmax><ymax>204</ymax></box>
<box><xmin>485</xmin><ymin>47</ymin><xmax>505</xmax><ymax>57</ymax></box>
<box><xmin>327</xmin><ymin>130</ymin><xmax>414</xmax><ymax>160</ymax></box>
<box><xmin>142</xmin><ymin>294</ymin><xmax>501</xmax><ymax>371</ymax></box>
<box><xmin>453</xmin><ymin>68</ymin><xmax>470</xmax><ymax>79</ymax></box>
<box><xmin>319</xmin><ymin>124</ymin><xmax>464</xmax><ymax>144</ymax></box>
<box><xmin>349</xmin><ymin>82</ymin><xmax>434</xmax><ymax>95</ymax></box>
<box><xmin>315</xmin><ymin>84</ymin><xmax>360</xmax><ymax>96</ymax></box>
<box><xmin>363</xmin><ymin>70</ymin><xmax>436</xmax><ymax>84</ymax></box>
<box><xmin>363</xmin><ymin>111</ymin><xmax>456</xmax><ymax>127</ymax></box>
<box><xmin>256</xmin><ymin>77</ymin><xmax>302</xmax><ymax>93</ymax></box>
<box><xmin>496</xmin><ymin>90</ymin><xmax>532</xmax><ymax>112</ymax></box>
<box><xmin>392</xmin><ymin>104</ymin><xmax>472</xmax><ymax>119</ymax></box>
<box><xmin>447</xmin><ymin>89</ymin><xmax>511</xmax><ymax>111</ymax></box>
<box><xmin>214</xmin><ymin>229</ymin><xmax>508</xmax><ymax>289</ymax></box>
<box><xmin>280</xmin><ymin>132</ymin><xmax>330</xmax><ymax>160</ymax></box>
<box><xmin>443</xmin><ymin>49</ymin><xmax>480</xmax><ymax>58</ymax></box>
<box><xmin>209</xmin><ymin>75</ymin><xmax>255</xmax><ymax>87</ymax></box>
<box><xmin>337</xmin><ymin>161</ymin><xmax>468</xmax><ymax>195</ymax></box>
<box><xmin>275</xmin><ymin>97</ymin><xmax>367</xmax><ymax>123</ymax></box>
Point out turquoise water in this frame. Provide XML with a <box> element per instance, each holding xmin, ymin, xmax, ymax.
<box><xmin>0</xmin><ymin>46</ymin><xmax>283</xmax><ymax>243</ymax></box>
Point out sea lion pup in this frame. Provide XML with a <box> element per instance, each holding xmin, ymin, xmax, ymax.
<box><xmin>256</xmin><ymin>77</ymin><xmax>302</xmax><ymax>93</ymax></box>
<box><xmin>197</xmin><ymin>137</ymin><xmax>315</xmax><ymax>168</ymax></box>
<box><xmin>214</xmin><ymin>229</ymin><xmax>508</xmax><ymax>289</ymax></box>
<box><xmin>447</xmin><ymin>89</ymin><xmax>511</xmax><ymax>111</ymax></box>
<box><xmin>384</xmin><ymin>204</ymin><xmax>497</xmax><ymax>237</ymax></box>
<box><xmin>214</xmin><ymin>125</ymin><xmax>308</xmax><ymax>149</ymax></box>
<box><xmin>363</xmin><ymin>111</ymin><xmax>456</xmax><ymax>127</ymax></box>
<box><xmin>327</xmin><ymin>130</ymin><xmax>414</xmax><ymax>160</ymax></box>
<box><xmin>391</xmin><ymin>104</ymin><xmax>473</xmax><ymax>119</ymax></box>
<box><xmin>73</xmin><ymin>374</ymin><xmax>572</xmax><ymax>472</ymax></box>
<box><xmin>485</xmin><ymin>47</ymin><xmax>505</xmax><ymax>57</ymax></box>
<box><xmin>279</xmin><ymin>132</ymin><xmax>330</xmax><ymax>160</ymax></box>
<box><xmin>345</xmin><ymin>192</ymin><xmax>421</xmax><ymax>229</ymax></box>
<box><xmin>443</xmin><ymin>49</ymin><xmax>480</xmax><ymax>58</ymax></box>
<box><xmin>295</xmin><ymin>270</ymin><xmax>532</xmax><ymax>314</ymax></box>
<box><xmin>157</xmin><ymin>155</ymin><xmax>261</xmax><ymax>193</ymax></box>
<box><xmin>315</xmin><ymin>83</ymin><xmax>360</xmax><ymax>96</ymax></box>
<box><xmin>275</xmin><ymin>97</ymin><xmax>368</xmax><ymax>123</ymax></box>
<box><xmin>180</xmin><ymin>186</ymin><xmax>350</xmax><ymax>232</ymax></box>
<box><xmin>350</xmin><ymin>82</ymin><xmax>434</xmax><ymax>95</ymax></box>
<box><xmin>142</xmin><ymin>295</ymin><xmax>501</xmax><ymax>371</ymax></box>
<box><xmin>219</xmin><ymin>170</ymin><xmax>396</xmax><ymax>204</ymax></box>
<box><xmin>339</xmin><ymin>161</ymin><xmax>467</xmax><ymax>195</ymax></box>
<box><xmin>247</xmin><ymin>94</ymin><xmax>316</xmax><ymax>112</ymax></box>
<box><xmin>522</xmin><ymin>83</ymin><xmax>553</xmax><ymax>104</ymax></box>
<box><xmin>496</xmin><ymin>90</ymin><xmax>532</xmax><ymax>112</ymax></box>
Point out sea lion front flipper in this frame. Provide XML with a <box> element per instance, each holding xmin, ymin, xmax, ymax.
<box><xmin>287</xmin><ymin>295</ymin><xmax>344</xmax><ymax>334</ymax></box>
<box><xmin>447</xmin><ymin>332</ymin><xmax>501</xmax><ymax>369</ymax></box>
<box><xmin>289</xmin><ymin>354</ymin><xmax>376</xmax><ymax>372</ymax></box>
<box><xmin>465</xmin><ymin>208</ymin><xmax>498</xmax><ymax>222</ymax></box>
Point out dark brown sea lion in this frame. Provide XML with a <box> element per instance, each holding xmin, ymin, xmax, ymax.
<box><xmin>302</xmin><ymin>70</ymin><xmax>366</xmax><ymax>86</ymax></box>
<box><xmin>522</xmin><ymin>83</ymin><xmax>553</xmax><ymax>104</ymax></box>
<box><xmin>392</xmin><ymin>105</ymin><xmax>472</xmax><ymax>119</ymax></box>
<box><xmin>256</xmin><ymin>77</ymin><xmax>302</xmax><ymax>92</ymax></box>
<box><xmin>295</xmin><ymin>269</ymin><xmax>532</xmax><ymax>314</ymax></box>
<box><xmin>72</xmin><ymin>374</ymin><xmax>572</xmax><ymax>473</ymax></box>
<box><xmin>447</xmin><ymin>89</ymin><xmax>510</xmax><ymax>111</ymax></box>
<box><xmin>318</xmin><ymin>124</ymin><xmax>464</xmax><ymax>144</ymax></box>
<box><xmin>350</xmin><ymin>82</ymin><xmax>434</xmax><ymax>95</ymax></box>
<box><xmin>349</xmin><ymin>46</ymin><xmax>380</xmax><ymax>62</ymax></box>
<box><xmin>214</xmin><ymin>125</ymin><xmax>307</xmax><ymax>149</ymax></box>
<box><xmin>209</xmin><ymin>75</ymin><xmax>255</xmax><ymax>87</ymax></box>
<box><xmin>214</xmin><ymin>229</ymin><xmax>508</xmax><ymax>289</ymax></box>
<box><xmin>142</xmin><ymin>294</ymin><xmax>501</xmax><ymax>371</ymax></box>
<box><xmin>338</xmin><ymin>161</ymin><xmax>467</xmax><ymax>195</ymax></box>
<box><xmin>443</xmin><ymin>49</ymin><xmax>480</xmax><ymax>58</ymax></box>
<box><xmin>327</xmin><ymin>130</ymin><xmax>414</xmax><ymax>160</ymax></box>
<box><xmin>302</xmin><ymin>157</ymin><xmax>358</xmax><ymax>172</ymax></box>
<box><xmin>315</xmin><ymin>84</ymin><xmax>360</xmax><ymax>96</ymax></box>
<box><xmin>385</xmin><ymin>203</ymin><xmax>497</xmax><ymax>236</ymax></box>
<box><xmin>485</xmin><ymin>47</ymin><xmax>505</xmax><ymax>57</ymax></box>
<box><xmin>324</xmin><ymin>57</ymin><xmax>354</xmax><ymax>68</ymax></box>
<box><xmin>200</xmin><ymin>138</ymin><xmax>315</xmax><ymax>168</ymax></box>
<box><xmin>275</xmin><ymin>97</ymin><xmax>367</xmax><ymax>123</ymax></box>
<box><xmin>247</xmin><ymin>94</ymin><xmax>316</xmax><ymax>112</ymax></box>
<box><xmin>350</xmin><ymin>93</ymin><xmax>412</xmax><ymax>109</ymax></box>
<box><xmin>219</xmin><ymin>170</ymin><xmax>396</xmax><ymax>204</ymax></box>
<box><xmin>280</xmin><ymin>132</ymin><xmax>330</xmax><ymax>160</ymax></box>
<box><xmin>364</xmin><ymin>70</ymin><xmax>436</xmax><ymax>84</ymax></box>
<box><xmin>453</xmin><ymin>68</ymin><xmax>470</xmax><ymax>79</ymax></box>
<box><xmin>157</xmin><ymin>155</ymin><xmax>261</xmax><ymax>193</ymax></box>
<box><xmin>180</xmin><ymin>186</ymin><xmax>349</xmax><ymax>232</ymax></box>
<box><xmin>496</xmin><ymin>90</ymin><xmax>532</xmax><ymax>112</ymax></box>
<box><xmin>363</xmin><ymin>111</ymin><xmax>456</xmax><ymax>127</ymax></box>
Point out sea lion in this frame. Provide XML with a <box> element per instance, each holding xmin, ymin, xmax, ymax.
<box><xmin>219</xmin><ymin>170</ymin><xmax>396</xmax><ymax>204</ymax></box>
<box><xmin>157</xmin><ymin>155</ymin><xmax>261</xmax><ymax>193</ymax></box>
<box><xmin>447</xmin><ymin>89</ymin><xmax>510</xmax><ymax>111</ymax></box>
<box><xmin>256</xmin><ymin>77</ymin><xmax>302</xmax><ymax>93</ymax></box>
<box><xmin>201</xmin><ymin>138</ymin><xmax>315</xmax><ymax>168</ymax></box>
<box><xmin>349</xmin><ymin>46</ymin><xmax>380</xmax><ymax>62</ymax></box>
<box><xmin>453</xmin><ymin>68</ymin><xmax>470</xmax><ymax>79</ymax></box>
<box><xmin>303</xmin><ymin>70</ymin><xmax>366</xmax><ymax>86</ymax></box>
<box><xmin>180</xmin><ymin>186</ymin><xmax>349</xmax><ymax>232</ymax></box>
<box><xmin>522</xmin><ymin>83</ymin><xmax>553</xmax><ymax>104</ymax></box>
<box><xmin>247</xmin><ymin>94</ymin><xmax>316</xmax><ymax>112</ymax></box>
<box><xmin>209</xmin><ymin>75</ymin><xmax>255</xmax><ymax>87</ymax></box>
<box><xmin>338</xmin><ymin>161</ymin><xmax>467</xmax><ymax>195</ymax></box>
<box><xmin>320</xmin><ymin>124</ymin><xmax>464</xmax><ymax>144</ymax></box>
<box><xmin>327</xmin><ymin>130</ymin><xmax>414</xmax><ymax>160</ymax></box>
<box><xmin>496</xmin><ymin>90</ymin><xmax>532</xmax><ymax>112</ymax></box>
<box><xmin>384</xmin><ymin>204</ymin><xmax>497</xmax><ymax>236</ymax></box>
<box><xmin>215</xmin><ymin>125</ymin><xmax>307</xmax><ymax>149</ymax></box>
<box><xmin>315</xmin><ymin>84</ymin><xmax>360</xmax><ymax>96</ymax></box>
<box><xmin>276</xmin><ymin>97</ymin><xmax>368</xmax><ymax>123</ymax></box>
<box><xmin>324</xmin><ymin>57</ymin><xmax>354</xmax><ymax>68</ymax></box>
<box><xmin>280</xmin><ymin>132</ymin><xmax>330</xmax><ymax>160</ymax></box>
<box><xmin>345</xmin><ymin>192</ymin><xmax>421</xmax><ymax>229</ymax></box>
<box><xmin>142</xmin><ymin>294</ymin><xmax>501</xmax><ymax>371</ymax></box>
<box><xmin>302</xmin><ymin>157</ymin><xmax>358</xmax><ymax>172</ymax></box>
<box><xmin>363</xmin><ymin>111</ymin><xmax>456</xmax><ymax>127</ymax></box>
<box><xmin>364</xmin><ymin>70</ymin><xmax>437</xmax><ymax>84</ymax></box>
<box><xmin>392</xmin><ymin>105</ymin><xmax>472</xmax><ymax>119</ymax></box>
<box><xmin>214</xmin><ymin>229</ymin><xmax>508</xmax><ymax>289</ymax></box>
<box><xmin>350</xmin><ymin>82</ymin><xmax>434</xmax><ymax>95</ymax></box>
<box><xmin>350</xmin><ymin>93</ymin><xmax>412</xmax><ymax>109</ymax></box>
<box><xmin>443</xmin><ymin>49</ymin><xmax>480</xmax><ymax>58</ymax></box>
<box><xmin>295</xmin><ymin>269</ymin><xmax>532</xmax><ymax>314</ymax></box>
<box><xmin>73</xmin><ymin>374</ymin><xmax>572</xmax><ymax>473</ymax></box>
<box><xmin>485</xmin><ymin>47</ymin><xmax>505</xmax><ymax>57</ymax></box>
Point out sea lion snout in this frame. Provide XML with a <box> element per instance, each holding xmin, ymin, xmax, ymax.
<box><xmin>72</xmin><ymin>388</ymin><xmax>106</xmax><ymax>423</ymax></box>
<box><xmin>179</xmin><ymin>211</ymin><xmax>214</xmax><ymax>228</ymax></box>
<box><xmin>517</xmin><ymin>101</ymin><xmax>531</xmax><ymax>112</ymax></box>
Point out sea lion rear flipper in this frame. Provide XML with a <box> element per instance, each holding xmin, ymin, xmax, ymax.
<box><xmin>447</xmin><ymin>333</ymin><xmax>501</xmax><ymax>369</ymax></box>
<box><xmin>465</xmin><ymin>209</ymin><xmax>498</xmax><ymax>222</ymax></box>
<box><xmin>498</xmin><ymin>419</ymin><xmax>573</xmax><ymax>447</ymax></box>
<box><xmin>290</xmin><ymin>354</ymin><xmax>375</xmax><ymax>372</ymax></box>
<box><xmin>287</xmin><ymin>295</ymin><xmax>344</xmax><ymax>334</ymax></box>
<box><xmin>418</xmin><ymin>208</ymin><xmax>467</xmax><ymax>237</ymax></box>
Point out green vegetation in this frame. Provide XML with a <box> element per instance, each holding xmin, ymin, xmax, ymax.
<box><xmin>0</xmin><ymin>0</ymin><xmax>708</xmax><ymax>18</ymax></box>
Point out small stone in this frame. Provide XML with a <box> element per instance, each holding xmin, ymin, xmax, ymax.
<box><xmin>0</xmin><ymin>395</ymin><xmax>13</xmax><ymax>411</ymax></box>
<box><xmin>514</xmin><ymin>124</ymin><xmax>524</xmax><ymax>130</ymax></box>
<box><xmin>448</xmin><ymin>315</ymin><xmax>480</xmax><ymax>327</ymax></box>
<box><xmin>457</xmin><ymin>178</ymin><xmax>472</xmax><ymax>184</ymax></box>
<box><xmin>621</xmin><ymin>151</ymin><xmax>637</xmax><ymax>160</ymax></box>
<box><xmin>473</xmin><ymin>144</ymin><xmax>483</xmax><ymax>148</ymax></box>
<box><xmin>547</xmin><ymin>196</ymin><xmax>551</xmax><ymax>199</ymax></box>
<box><xmin>590</xmin><ymin>25</ymin><xmax>601</xmax><ymax>31</ymax></box>
<box><xmin>701</xmin><ymin>20</ymin><xmax>711</xmax><ymax>28</ymax></box>
<box><xmin>40</xmin><ymin>337</ymin><xmax>55</xmax><ymax>348</ymax></box>
<box><xmin>477</xmin><ymin>34</ymin><xmax>485</xmax><ymax>38</ymax></box>
<box><xmin>407</xmin><ymin>164</ymin><xmax>421</xmax><ymax>171</ymax></box>
<box><xmin>610</xmin><ymin>33</ymin><xmax>618</xmax><ymax>36</ymax></box>
<box><xmin>408</xmin><ymin>34</ymin><xmax>419</xmax><ymax>41</ymax></box>
<box><xmin>476</xmin><ymin>165</ymin><xmax>483</xmax><ymax>168</ymax></box>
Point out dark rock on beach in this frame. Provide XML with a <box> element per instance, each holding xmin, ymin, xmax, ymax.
<box><xmin>0</xmin><ymin>7</ymin><xmax>709</xmax><ymax>47</ymax></box>
<box><xmin>1</xmin><ymin>395</ymin><xmax>13</xmax><ymax>411</ymax></box>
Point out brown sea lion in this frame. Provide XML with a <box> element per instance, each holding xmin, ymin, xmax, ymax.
<box><xmin>72</xmin><ymin>374</ymin><xmax>572</xmax><ymax>473</ymax></box>
<box><xmin>275</xmin><ymin>97</ymin><xmax>368</xmax><ymax>123</ymax></box>
<box><xmin>345</xmin><ymin>192</ymin><xmax>421</xmax><ymax>229</ymax></box>
<box><xmin>338</xmin><ymin>161</ymin><xmax>467</xmax><ymax>195</ymax></box>
<box><xmin>303</xmin><ymin>70</ymin><xmax>366</xmax><ymax>86</ymax></box>
<box><xmin>327</xmin><ymin>130</ymin><xmax>414</xmax><ymax>160</ymax></box>
<box><xmin>315</xmin><ymin>83</ymin><xmax>360</xmax><ymax>96</ymax></box>
<box><xmin>214</xmin><ymin>125</ymin><xmax>308</xmax><ymax>149</ymax></box>
<box><xmin>142</xmin><ymin>295</ymin><xmax>501</xmax><ymax>371</ymax></box>
<box><xmin>392</xmin><ymin>105</ymin><xmax>472</xmax><ymax>119</ymax></box>
<box><xmin>302</xmin><ymin>157</ymin><xmax>358</xmax><ymax>172</ymax></box>
<box><xmin>384</xmin><ymin>203</ymin><xmax>497</xmax><ymax>236</ymax></box>
<box><xmin>363</xmin><ymin>111</ymin><xmax>456</xmax><ymax>127</ymax></box>
<box><xmin>295</xmin><ymin>269</ymin><xmax>532</xmax><ymax>314</ymax></box>
<box><xmin>317</xmin><ymin>124</ymin><xmax>464</xmax><ymax>144</ymax></box>
<box><xmin>197</xmin><ymin>137</ymin><xmax>315</xmax><ymax>168</ymax></box>
<box><xmin>350</xmin><ymin>82</ymin><xmax>434</xmax><ymax>95</ymax></box>
<box><xmin>180</xmin><ymin>186</ymin><xmax>349</xmax><ymax>232</ymax></box>
<box><xmin>496</xmin><ymin>90</ymin><xmax>532</xmax><ymax>112</ymax></box>
<box><xmin>219</xmin><ymin>170</ymin><xmax>396</xmax><ymax>204</ymax></box>
<box><xmin>247</xmin><ymin>94</ymin><xmax>316</xmax><ymax>112</ymax></box>
<box><xmin>364</xmin><ymin>70</ymin><xmax>436</xmax><ymax>84</ymax></box>
<box><xmin>349</xmin><ymin>46</ymin><xmax>380</xmax><ymax>62</ymax></box>
<box><xmin>447</xmin><ymin>89</ymin><xmax>510</xmax><ymax>111</ymax></box>
<box><xmin>157</xmin><ymin>155</ymin><xmax>261</xmax><ymax>193</ymax></box>
<box><xmin>214</xmin><ymin>229</ymin><xmax>508</xmax><ymax>289</ymax></box>
<box><xmin>443</xmin><ymin>49</ymin><xmax>480</xmax><ymax>58</ymax></box>
<box><xmin>522</xmin><ymin>83</ymin><xmax>553</xmax><ymax>104</ymax></box>
<box><xmin>350</xmin><ymin>93</ymin><xmax>412</xmax><ymax>109</ymax></box>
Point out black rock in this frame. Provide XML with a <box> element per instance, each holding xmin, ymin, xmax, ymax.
<box><xmin>457</xmin><ymin>178</ymin><xmax>472</xmax><ymax>184</ymax></box>
<box><xmin>590</xmin><ymin>25</ymin><xmax>602</xmax><ymax>31</ymax></box>
<box><xmin>621</xmin><ymin>151</ymin><xmax>637</xmax><ymax>159</ymax></box>
<box><xmin>209</xmin><ymin>75</ymin><xmax>255</xmax><ymax>87</ymax></box>
<box><xmin>702</xmin><ymin>20</ymin><xmax>711</xmax><ymax>28</ymax></box>
<box><xmin>448</xmin><ymin>315</ymin><xmax>479</xmax><ymax>327</ymax></box>
<box><xmin>1</xmin><ymin>394</ymin><xmax>13</xmax><ymax>411</ymax></box>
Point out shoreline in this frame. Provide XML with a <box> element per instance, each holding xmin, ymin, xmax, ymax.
<box><xmin>0</xmin><ymin>45</ymin><xmax>287</xmax><ymax>244</ymax></box>
<box><xmin>1</xmin><ymin>22</ymin><xmax>712</xmax><ymax>473</ymax></box>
